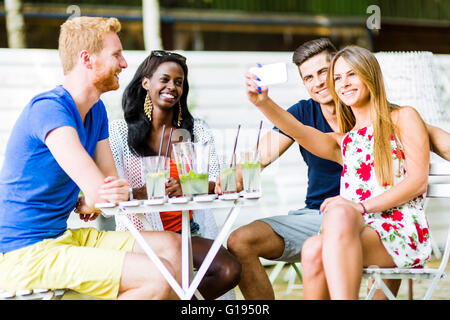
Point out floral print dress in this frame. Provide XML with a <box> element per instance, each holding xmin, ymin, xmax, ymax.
<box><xmin>340</xmin><ymin>125</ymin><xmax>431</xmax><ymax>268</ymax></box>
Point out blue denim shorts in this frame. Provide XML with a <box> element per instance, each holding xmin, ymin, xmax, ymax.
<box><xmin>260</xmin><ymin>208</ymin><xmax>323</xmax><ymax>263</ymax></box>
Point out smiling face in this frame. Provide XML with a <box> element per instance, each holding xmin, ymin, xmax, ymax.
<box><xmin>143</xmin><ymin>61</ymin><xmax>185</xmax><ymax>110</ymax></box>
<box><xmin>332</xmin><ymin>56</ymin><xmax>370</xmax><ymax>108</ymax></box>
<box><xmin>91</xmin><ymin>32</ymin><xmax>128</xmax><ymax>93</ymax></box>
<box><xmin>298</xmin><ymin>52</ymin><xmax>334</xmax><ymax>105</ymax></box>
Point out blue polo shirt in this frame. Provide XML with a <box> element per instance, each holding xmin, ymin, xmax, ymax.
<box><xmin>273</xmin><ymin>99</ymin><xmax>342</xmax><ymax>209</ymax></box>
<box><xmin>0</xmin><ymin>85</ymin><xmax>109</xmax><ymax>253</ymax></box>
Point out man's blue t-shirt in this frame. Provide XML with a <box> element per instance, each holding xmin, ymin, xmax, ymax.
<box><xmin>273</xmin><ymin>99</ymin><xmax>342</xmax><ymax>210</ymax></box>
<box><xmin>0</xmin><ymin>85</ymin><xmax>109</xmax><ymax>253</ymax></box>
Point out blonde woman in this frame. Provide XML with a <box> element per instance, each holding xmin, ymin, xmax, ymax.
<box><xmin>245</xmin><ymin>45</ymin><xmax>431</xmax><ymax>299</ymax></box>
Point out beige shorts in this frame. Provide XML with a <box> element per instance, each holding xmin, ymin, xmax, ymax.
<box><xmin>0</xmin><ymin>228</ymin><xmax>135</xmax><ymax>299</ymax></box>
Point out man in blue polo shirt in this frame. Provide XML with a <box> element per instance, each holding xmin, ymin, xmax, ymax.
<box><xmin>221</xmin><ymin>38</ymin><xmax>450</xmax><ymax>300</ymax></box>
<box><xmin>222</xmin><ymin>38</ymin><xmax>340</xmax><ymax>300</ymax></box>
<box><xmin>0</xmin><ymin>17</ymin><xmax>181</xmax><ymax>300</ymax></box>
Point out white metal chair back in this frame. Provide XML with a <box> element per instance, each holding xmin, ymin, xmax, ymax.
<box><xmin>0</xmin><ymin>288</ymin><xmax>65</xmax><ymax>300</ymax></box>
<box><xmin>363</xmin><ymin>162</ymin><xmax>450</xmax><ymax>300</ymax></box>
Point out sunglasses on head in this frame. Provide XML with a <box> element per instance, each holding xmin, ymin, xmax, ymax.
<box><xmin>151</xmin><ymin>50</ymin><xmax>187</xmax><ymax>62</ymax></box>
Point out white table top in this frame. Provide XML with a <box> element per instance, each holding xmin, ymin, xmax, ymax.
<box><xmin>96</xmin><ymin>193</ymin><xmax>261</xmax><ymax>214</ymax></box>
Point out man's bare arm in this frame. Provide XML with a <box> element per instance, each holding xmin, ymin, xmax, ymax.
<box><xmin>46</xmin><ymin>126</ymin><xmax>128</xmax><ymax>210</ymax></box>
<box><xmin>259</xmin><ymin>130</ymin><xmax>294</xmax><ymax>169</ymax></box>
<box><xmin>94</xmin><ymin>138</ymin><xmax>119</xmax><ymax>177</ymax></box>
<box><xmin>427</xmin><ymin>124</ymin><xmax>450</xmax><ymax>161</ymax></box>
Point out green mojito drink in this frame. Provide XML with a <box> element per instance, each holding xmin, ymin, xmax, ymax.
<box><xmin>180</xmin><ymin>170</ymin><xmax>209</xmax><ymax>196</ymax></box>
<box><xmin>173</xmin><ymin>142</ymin><xmax>211</xmax><ymax>197</ymax></box>
<box><xmin>146</xmin><ymin>172</ymin><xmax>165</xmax><ymax>199</ymax></box>
<box><xmin>220</xmin><ymin>167</ymin><xmax>237</xmax><ymax>193</ymax></box>
<box><xmin>241</xmin><ymin>161</ymin><xmax>261</xmax><ymax>193</ymax></box>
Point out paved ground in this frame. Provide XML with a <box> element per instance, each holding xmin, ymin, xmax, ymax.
<box><xmin>61</xmin><ymin>256</ymin><xmax>449</xmax><ymax>300</ymax></box>
<box><xmin>63</xmin><ymin>255</ymin><xmax>450</xmax><ymax>300</ymax></box>
<box><xmin>234</xmin><ymin>256</ymin><xmax>450</xmax><ymax>300</ymax></box>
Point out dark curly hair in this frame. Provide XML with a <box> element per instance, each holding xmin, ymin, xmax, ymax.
<box><xmin>121</xmin><ymin>52</ymin><xmax>194</xmax><ymax>156</ymax></box>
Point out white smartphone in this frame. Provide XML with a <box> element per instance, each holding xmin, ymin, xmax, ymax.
<box><xmin>249</xmin><ymin>62</ymin><xmax>287</xmax><ymax>86</ymax></box>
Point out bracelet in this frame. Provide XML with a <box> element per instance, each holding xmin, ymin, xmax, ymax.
<box><xmin>128</xmin><ymin>187</ymin><xmax>133</xmax><ymax>201</ymax></box>
<box><xmin>359</xmin><ymin>202</ymin><xmax>367</xmax><ymax>214</ymax></box>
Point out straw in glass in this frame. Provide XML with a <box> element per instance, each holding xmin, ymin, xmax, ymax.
<box><xmin>160</xmin><ymin>127</ymin><xmax>173</xmax><ymax>174</ymax></box>
<box><xmin>156</xmin><ymin>125</ymin><xmax>166</xmax><ymax>171</ymax></box>
<box><xmin>158</xmin><ymin>125</ymin><xmax>166</xmax><ymax>157</ymax></box>
<box><xmin>164</xmin><ymin>128</ymin><xmax>173</xmax><ymax>159</ymax></box>
<box><xmin>231</xmin><ymin>124</ymin><xmax>241</xmax><ymax>168</ymax></box>
<box><xmin>254</xmin><ymin>120</ymin><xmax>263</xmax><ymax>161</ymax></box>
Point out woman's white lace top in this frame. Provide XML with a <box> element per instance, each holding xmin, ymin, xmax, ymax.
<box><xmin>108</xmin><ymin>118</ymin><xmax>219</xmax><ymax>237</ymax></box>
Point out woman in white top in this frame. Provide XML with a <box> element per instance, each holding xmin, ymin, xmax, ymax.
<box><xmin>109</xmin><ymin>51</ymin><xmax>240</xmax><ymax>299</ymax></box>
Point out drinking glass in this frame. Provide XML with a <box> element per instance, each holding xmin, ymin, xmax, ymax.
<box><xmin>218</xmin><ymin>154</ymin><xmax>237</xmax><ymax>194</ymax></box>
<box><xmin>162</xmin><ymin>156</ymin><xmax>170</xmax><ymax>181</ymax></box>
<box><xmin>240</xmin><ymin>150</ymin><xmax>261</xmax><ymax>194</ymax></box>
<box><xmin>172</xmin><ymin>142</ymin><xmax>210</xmax><ymax>196</ymax></box>
<box><xmin>142</xmin><ymin>156</ymin><xmax>167</xmax><ymax>200</ymax></box>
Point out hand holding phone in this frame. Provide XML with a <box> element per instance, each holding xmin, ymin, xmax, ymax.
<box><xmin>249</xmin><ymin>62</ymin><xmax>287</xmax><ymax>86</ymax></box>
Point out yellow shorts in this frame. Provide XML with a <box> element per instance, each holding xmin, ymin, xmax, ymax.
<box><xmin>0</xmin><ymin>228</ymin><xmax>135</xmax><ymax>300</ymax></box>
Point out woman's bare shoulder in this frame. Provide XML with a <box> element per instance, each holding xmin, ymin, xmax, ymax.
<box><xmin>391</xmin><ymin>105</ymin><xmax>423</xmax><ymax>126</ymax></box>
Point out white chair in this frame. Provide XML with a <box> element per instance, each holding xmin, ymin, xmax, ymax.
<box><xmin>363</xmin><ymin>162</ymin><xmax>450</xmax><ymax>300</ymax></box>
<box><xmin>0</xmin><ymin>288</ymin><xmax>65</xmax><ymax>300</ymax></box>
<box><xmin>269</xmin><ymin>261</ymin><xmax>303</xmax><ymax>295</ymax></box>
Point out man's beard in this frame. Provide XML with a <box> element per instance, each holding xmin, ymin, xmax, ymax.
<box><xmin>92</xmin><ymin>64</ymin><xmax>119</xmax><ymax>93</ymax></box>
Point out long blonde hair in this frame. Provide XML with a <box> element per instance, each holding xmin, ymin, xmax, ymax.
<box><xmin>327</xmin><ymin>46</ymin><xmax>399</xmax><ymax>186</ymax></box>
